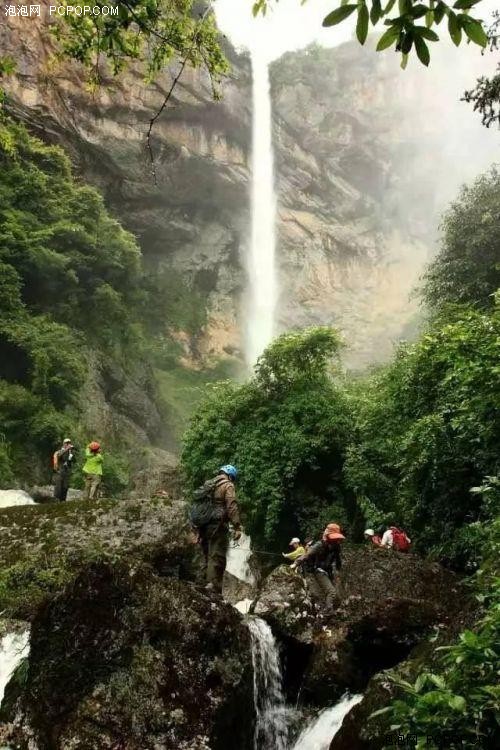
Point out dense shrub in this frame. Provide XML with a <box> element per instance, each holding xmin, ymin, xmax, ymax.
<box><xmin>182</xmin><ymin>328</ymin><xmax>356</xmax><ymax>549</ymax></box>
<box><xmin>345</xmin><ymin>300</ymin><xmax>500</xmax><ymax>560</ymax></box>
<box><xmin>422</xmin><ymin>167</ymin><xmax>500</xmax><ymax>312</ymax></box>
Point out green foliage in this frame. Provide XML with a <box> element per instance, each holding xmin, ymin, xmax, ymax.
<box><xmin>345</xmin><ymin>302</ymin><xmax>500</xmax><ymax>562</ymax></box>
<box><xmin>182</xmin><ymin>327</ymin><xmax>355</xmax><ymax>549</ymax></box>
<box><xmin>371</xmin><ymin>526</ymin><xmax>500</xmax><ymax>748</ymax></box>
<box><xmin>422</xmin><ymin>168</ymin><xmax>500</xmax><ymax>312</ymax></box>
<box><xmin>0</xmin><ymin>119</ymin><xmax>189</xmax><ymax>483</ymax></box>
<box><xmin>52</xmin><ymin>1</ymin><xmax>228</xmax><ymax>87</ymax></box>
<box><xmin>253</xmin><ymin>1</ymin><xmax>489</xmax><ymax>66</ymax></box>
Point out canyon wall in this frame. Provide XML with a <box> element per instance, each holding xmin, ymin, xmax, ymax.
<box><xmin>2</xmin><ymin>16</ymin><xmax>497</xmax><ymax>371</ymax></box>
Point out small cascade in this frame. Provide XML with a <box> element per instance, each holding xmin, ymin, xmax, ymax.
<box><xmin>0</xmin><ymin>629</ymin><xmax>30</xmax><ymax>705</ymax></box>
<box><xmin>0</xmin><ymin>490</ymin><xmax>34</xmax><ymax>509</ymax></box>
<box><xmin>248</xmin><ymin>617</ymin><xmax>290</xmax><ymax>750</ymax></box>
<box><xmin>226</xmin><ymin>531</ymin><xmax>255</xmax><ymax>585</ymax></box>
<box><xmin>291</xmin><ymin>693</ymin><xmax>363</xmax><ymax>750</ymax></box>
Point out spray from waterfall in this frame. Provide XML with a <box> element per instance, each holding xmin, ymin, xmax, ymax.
<box><xmin>246</xmin><ymin>49</ymin><xmax>278</xmax><ymax>367</ymax></box>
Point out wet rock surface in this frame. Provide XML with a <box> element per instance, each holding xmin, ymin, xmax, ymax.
<box><xmin>3</xmin><ymin>562</ymin><xmax>254</xmax><ymax>750</ymax></box>
<box><xmin>253</xmin><ymin>547</ymin><xmax>466</xmax><ymax>707</ymax></box>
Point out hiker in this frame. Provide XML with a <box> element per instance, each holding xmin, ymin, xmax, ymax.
<box><xmin>190</xmin><ymin>464</ymin><xmax>242</xmax><ymax>594</ymax></box>
<box><xmin>82</xmin><ymin>441</ymin><xmax>103</xmax><ymax>500</ymax></box>
<box><xmin>282</xmin><ymin>537</ymin><xmax>305</xmax><ymax>562</ymax></box>
<box><xmin>296</xmin><ymin>523</ymin><xmax>345</xmax><ymax>612</ymax></box>
<box><xmin>381</xmin><ymin>526</ymin><xmax>412</xmax><ymax>552</ymax></box>
<box><xmin>364</xmin><ymin>528</ymin><xmax>382</xmax><ymax>546</ymax></box>
<box><xmin>52</xmin><ymin>438</ymin><xmax>76</xmax><ymax>502</ymax></box>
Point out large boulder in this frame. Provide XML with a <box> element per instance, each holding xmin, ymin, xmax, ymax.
<box><xmin>0</xmin><ymin>497</ymin><xmax>202</xmax><ymax>619</ymax></box>
<box><xmin>253</xmin><ymin>547</ymin><xmax>466</xmax><ymax>706</ymax></box>
<box><xmin>253</xmin><ymin>565</ymin><xmax>316</xmax><ymax>642</ymax></box>
<box><xmin>4</xmin><ymin>561</ymin><xmax>254</xmax><ymax>750</ymax></box>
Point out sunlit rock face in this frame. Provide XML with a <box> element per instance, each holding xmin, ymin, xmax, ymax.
<box><xmin>2</xmin><ymin>18</ymin><xmax>495</xmax><ymax>369</ymax></box>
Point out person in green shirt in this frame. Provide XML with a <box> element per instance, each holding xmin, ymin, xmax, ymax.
<box><xmin>282</xmin><ymin>537</ymin><xmax>305</xmax><ymax>562</ymax></box>
<box><xmin>83</xmin><ymin>441</ymin><xmax>103</xmax><ymax>500</ymax></box>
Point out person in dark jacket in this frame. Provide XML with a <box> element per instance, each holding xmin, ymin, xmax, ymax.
<box><xmin>52</xmin><ymin>438</ymin><xmax>76</xmax><ymax>502</ymax></box>
<box><xmin>199</xmin><ymin>464</ymin><xmax>242</xmax><ymax>594</ymax></box>
<box><xmin>297</xmin><ymin>523</ymin><xmax>345</xmax><ymax>612</ymax></box>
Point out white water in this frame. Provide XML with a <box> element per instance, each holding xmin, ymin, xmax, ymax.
<box><xmin>249</xmin><ymin>617</ymin><xmax>290</xmax><ymax>750</ymax></box>
<box><xmin>292</xmin><ymin>693</ymin><xmax>363</xmax><ymax>750</ymax></box>
<box><xmin>0</xmin><ymin>490</ymin><xmax>35</xmax><ymax>508</ymax></box>
<box><xmin>0</xmin><ymin>630</ymin><xmax>30</xmax><ymax>705</ymax></box>
<box><xmin>246</xmin><ymin>50</ymin><xmax>278</xmax><ymax>367</ymax></box>
<box><xmin>235</xmin><ymin>598</ymin><xmax>254</xmax><ymax>615</ymax></box>
<box><xmin>226</xmin><ymin>531</ymin><xmax>255</xmax><ymax>584</ymax></box>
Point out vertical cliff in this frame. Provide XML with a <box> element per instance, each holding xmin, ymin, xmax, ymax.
<box><xmin>2</xmin><ymin>18</ymin><xmax>496</xmax><ymax>374</ymax></box>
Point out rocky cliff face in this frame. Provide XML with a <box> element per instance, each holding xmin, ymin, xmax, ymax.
<box><xmin>2</xmin><ymin>17</ymin><xmax>495</xmax><ymax>371</ymax></box>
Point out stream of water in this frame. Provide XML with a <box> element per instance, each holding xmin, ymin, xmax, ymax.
<box><xmin>248</xmin><ymin>617</ymin><xmax>290</xmax><ymax>750</ymax></box>
<box><xmin>0</xmin><ymin>490</ymin><xmax>34</xmax><ymax>509</ymax></box>
<box><xmin>291</xmin><ymin>693</ymin><xmax>363</xmax><ymax>750</ymax></box>
<box><xmin>0</xmin><ymin>630</ymin><xmax>30</xmax><ymax>705</ymax></box>
<box><xmin>248</xmin><ymin>615</ymin><xmax>361</xmax><ymax>750</ymax></box>
<box><xmin>246</xmin><ymin>49</ymin><xmax>278</xmax><ymax>367</ymax></box>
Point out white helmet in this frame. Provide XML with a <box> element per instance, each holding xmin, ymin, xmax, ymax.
<box><xmin>364</xmin><ymin>529</ymin><xmax>375</xmax><ymax>537</ymax></box>
<box><xmin>289</xmin><ymin>537</ymin><xmax>300</xmax><ymax>546</ymax></box>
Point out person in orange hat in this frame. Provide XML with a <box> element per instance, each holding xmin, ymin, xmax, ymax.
<box><xmin>296</xmin><ymin>522</ymin><xmax>345</xmax><ymax>613</ymax></box>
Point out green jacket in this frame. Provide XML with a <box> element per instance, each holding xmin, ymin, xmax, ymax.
<box><xmin>83</xmin><ymin>447</ymin><xmax>103</xmax><ymax>476</ymax></box>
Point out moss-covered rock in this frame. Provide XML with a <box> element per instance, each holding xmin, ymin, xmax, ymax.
<box><xmin>253</xmin><ymin>547</ymin><xmax>467</xmax><ymax>707</ymax></box>
<box><xmin>0</xmin><ymin>496</ymin><xmax>200</xmax><ymax>619</ymax></box>
<box><xmin>4</xmin><ymin>561</ymin><xmax>254</xmax><ymax>750</ymax></box>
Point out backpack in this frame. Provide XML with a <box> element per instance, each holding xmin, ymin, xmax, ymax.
<box><xmin>189</xmin><ymin>478</ymin><xmax>226</xmax><ymax>529</ymax></box>
<box><xmin>391</xmin><ymin>527</ymin><xmax>411</xmax><ymax>552</ymax></box>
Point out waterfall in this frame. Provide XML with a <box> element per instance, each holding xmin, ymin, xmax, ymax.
<box><xmin>291</xmin><ymin>693</ymin><xmax>363</xmax><ymax>750</ymax></box>
<box><xmin>0</xmin><ymin>630</ymin><xmax>30</xmax><ymax>705</ymax></box>
<box><xmin>226</xmin><ymin>531</ymin><xmax>255</xmax><ymax>585</ymax></box>
<box><xmin>0</xmin><ymin>490</ymin><xmax>35</xmax><ymax>508</ymax></box>
<box><xmin>246</xmin><ymin>49</ymin><xmax>278</xmax><ymax>367</ymax></box>
<box><xmin>248</xmin><ymin>617</ymin><xmax>290</xmax><ymax>750</ymax></box>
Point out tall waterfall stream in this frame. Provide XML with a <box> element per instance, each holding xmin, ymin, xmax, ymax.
<box><xmin>248</xmin><ymin>616</ymin><xmax>361</xmax><ymax>750</ymax></box>
<box><xmin>246</xmin><ymin>49</ymin><xmax>277</xmax><ymax>366</ymax></box>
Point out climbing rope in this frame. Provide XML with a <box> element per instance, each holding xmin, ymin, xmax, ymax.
<box><xmin>228</xmin><ymin>543</ymin><xmax>285</xmax><ymax>558</ymax></box>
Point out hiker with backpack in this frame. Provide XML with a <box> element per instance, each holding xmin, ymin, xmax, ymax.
<box><xmin>189</xmin><ymin>464</ymin><xmax>242</xmax><ymax>594</ymax></box>
<box><xmin>381</xmin><ymin>526</ymin><xmax>412</xmax><ymax>553</ymax></box>
<box><xmin>295</xmin><ymin>523</ymin><xmax>345</xmax><ymax>613</ymax></box>
<box><xmin>52</xmin><ymin>438</ymin><xmax>76</xmax><ymax>502</ymax></box>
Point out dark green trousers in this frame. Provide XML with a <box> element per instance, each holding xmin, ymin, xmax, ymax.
<box><xmin>306</xmin><ymin>570</ymin><xmax>336</xmax><ymax>611</ymax></box>
<box><xmin>200</xmin><ymin>523</ymin><xmax>229</xmax><ymax>593</ymax></box>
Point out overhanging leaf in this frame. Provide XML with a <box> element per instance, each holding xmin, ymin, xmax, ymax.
<box><xmin>322</xmin><ymin>4</ymin><xmax>358</xmax><ymax>27</ymax></box>
<box><xmin>461</xmin><ymin>17</ymin><xmax>488</xmax><ymax>47</ymax></box>
<box><xmin>448</xmin><ymin>11</ymin><xmax>462</xmax><ymax>46</ymax></box>
<box><xmin>376</xmin><ymin>24</ymin><xmax>400</xmax><ymax>51</ymax></box>
<box><xmin>356</xmin><ymin>4</ymin><xmax>370</xmax><ymax>45</ymax></box>
<box><xmin>415</xmin><ymin>35</ymin><xmax>430</xmax><ymax>65</ymax></box>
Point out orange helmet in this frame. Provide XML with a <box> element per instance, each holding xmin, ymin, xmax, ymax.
<box><xmin>89</xmin><ymin>441</ymin><xmax>101</xmax><ymax>452</ymax></box>
<box><xmin>323</xmin><ymin>523</ymin><xmax>346</xmax><ymax>542</ymax></box>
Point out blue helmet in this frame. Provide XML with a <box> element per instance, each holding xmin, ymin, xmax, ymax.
<box><xmin>220</xmin><ymin>464</ymin><xmax>238</xmax><ymax>480</ymax></box>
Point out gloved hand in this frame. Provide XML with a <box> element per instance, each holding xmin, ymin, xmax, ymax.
<box><xmin>233</xmin><ymin>527</ymin><xmax>242</xmax><ymax>542</ymax></box>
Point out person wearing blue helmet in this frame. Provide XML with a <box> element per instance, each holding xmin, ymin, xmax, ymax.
<box><xmin>192</xmin><ymin>464</ymin><xmax>242</xmax><ymax>594</ymax></box>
